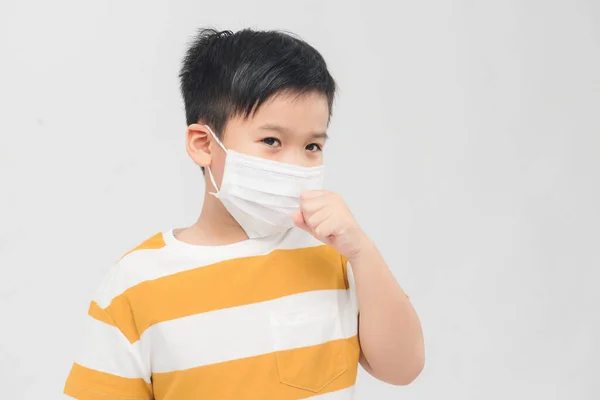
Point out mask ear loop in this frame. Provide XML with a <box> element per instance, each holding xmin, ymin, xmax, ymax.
<box><xmin>204</xmin><ymin>125</ymin><xmax>228</xmax><ymax>197</ymax></box>
<box><xmin>206</xmin><ymin>168</ymin><xmax>220</xmax><ymax>197</ymax></box>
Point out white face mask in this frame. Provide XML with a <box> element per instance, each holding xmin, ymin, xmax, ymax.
<box><xmin>205</xmin><ymin>125</ymin><xmax>325</xmax><ymax>238</ymax></box>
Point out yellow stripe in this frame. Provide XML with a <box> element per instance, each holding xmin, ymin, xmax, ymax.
<box><xmin>341</xmin><ymin>255</ymin><xmax>350</xmax><ymax>290</ymax></box>
<box><xmin>152</xmin><ymin>336</ymin><xmax>360</xmax><ymax>400</ymax></box>
<box><xmin>64</xmin><ymin>363</ymin><xmax>152</xmax><ymax>400</ymax></box>
<box><xmin>88</xmin><ymin>301</ymin><xmax>117</xmax><ymax>326</ymax></box>
<box><xmin>106</xmin><ymin>245</ymin><xmax>346</xmax><ymax>343</ymax></box>
<box><xmin>118</xmin><ymin>232</ymin><xmax>166</xmax><ymax>261</ymax></box>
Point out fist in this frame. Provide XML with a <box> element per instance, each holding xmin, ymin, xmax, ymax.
<box><xmin>292</xmin><ymin>190</ymin><xmax>369</xmax><ymax>260</ymax></box>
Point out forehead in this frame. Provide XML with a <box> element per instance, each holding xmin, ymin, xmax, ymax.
<box><xmin>233</xmin><ymin>91</ymin><xmax>330</xmax><ymax>134</ymax></box>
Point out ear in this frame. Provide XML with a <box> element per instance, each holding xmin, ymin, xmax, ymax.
<box><xmin>186</xmin><ymin>124</ymin><xmax>213</xmax><ymax>168</ymax></box>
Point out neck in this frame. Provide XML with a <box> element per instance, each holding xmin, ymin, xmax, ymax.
<box><xmin>176</xmin><ymin>191</ymin><xmax>249</xmax><ymax>246</ymax></box>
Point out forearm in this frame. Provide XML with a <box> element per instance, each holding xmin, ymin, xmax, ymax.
<box><xmin>350</xmin><ymin>238</ymin><xmax>425</xmax><ymax>385</ymax></box>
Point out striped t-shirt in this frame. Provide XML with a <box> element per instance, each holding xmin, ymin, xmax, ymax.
<box><xmin>64</xmin><ymin>227</ymin><xmax>360</xmax><ymax>400</ymax></box>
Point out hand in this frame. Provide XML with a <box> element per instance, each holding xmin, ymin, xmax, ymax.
<box><xmin>292</xmin><ymin>190</ymin><xmax>371</xmax><ymax>260</ymax></box>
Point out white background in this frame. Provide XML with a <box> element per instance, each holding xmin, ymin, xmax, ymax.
<box><xmin>1</xmin><ymin>0</ymin><xmax>599</xmax><ymax>399</ymax></box>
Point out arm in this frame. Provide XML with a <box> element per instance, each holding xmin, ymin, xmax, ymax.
<box><xmin>349</xmin><ymin>239</ymin><xmax>424</xmax><ymax>385</ymax></box>
<box><xmin>294</xmin><ymin>190</ymin><xmax>425</xmax><ymax>386</ymax></box>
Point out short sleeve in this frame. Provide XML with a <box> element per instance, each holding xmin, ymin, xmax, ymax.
<box><xmin>340</xmin><ymin>256</ymin><xmax>360</xmax><ymax>316</ymax></box>
<box><xmin>64</xmin><ymin>301</ymin><xmax>152</xmax><ymax>400</ymax></box>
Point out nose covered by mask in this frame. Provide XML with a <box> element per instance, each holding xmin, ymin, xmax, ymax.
<box><xmin>205</xmin><ymin>125</ymin><xmax>325</xmax><ymax>239</ymax></box>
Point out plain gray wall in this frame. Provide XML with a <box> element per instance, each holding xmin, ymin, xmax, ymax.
<box><xmin>1</xmin><ymin>0</ymin><xmax>599</xmax><ymax>399</ymax></box>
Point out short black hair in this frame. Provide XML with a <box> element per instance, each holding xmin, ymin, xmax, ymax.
<box><xmin>179</xmin><ymin>28</ymin><xmax>336</xmax><ymax>136</ymax></box>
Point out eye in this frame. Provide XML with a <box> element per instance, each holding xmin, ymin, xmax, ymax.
<box><xmin>261</xmin><ymin>137</ymin><xmax>281</xmax><ymax>147</ymax></box>
<box><xmin>306</xmin><ymin>143</ymin><xmax>323</xmax><ymax>152</ymax></box>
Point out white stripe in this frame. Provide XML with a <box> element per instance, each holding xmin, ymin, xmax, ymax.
<box><xmin>144</xmin><ymin>289</ymin><xmax>359</xmax><ymax>373</ymax></box>
<box><xmin>304</xmin><ymin>386</ymin><xmax>355</xmax><ymax>399</ymax></box>
<box><xmin>96</xmin><ymin>228</ymin><xmax>322</xmax><ymax>308</ymax></box>
<box><xmin>346</xmin><ymin>262</ymin><xmax>359</xmax><ymax>312</ymax></box>
<box><xmin>75</xmin><ymin>315</ymin><xmax>151</xmax><ymax>382</ymax></box>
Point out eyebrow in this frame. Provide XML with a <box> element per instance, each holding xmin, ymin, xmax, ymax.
<box><xmin>259</xmin><ymin>123</ymin><xmax>329</xmax><ymax>140</ymax></box>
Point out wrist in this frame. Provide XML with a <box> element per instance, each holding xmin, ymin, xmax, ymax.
<box><xmin>347</xmin><ymin>232</ymin><xmax>377</xmax><ymax>264</ymax></box>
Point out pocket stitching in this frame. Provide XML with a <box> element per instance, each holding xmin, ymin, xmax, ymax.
<box><xmin>275</xmin><ymin>345</ymin><xmax>348</xmax><ymax>393</ymax></box>
<box><xmin>270</xmin><ymin>309</ymin><xmax>348</xmax><ymax>393</ymax></box>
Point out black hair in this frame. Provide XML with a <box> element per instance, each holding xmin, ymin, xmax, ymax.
<box><xmin>179</xmin><ymin>28</ymin><xmax>336</xmax><ymax>136</ymax></box>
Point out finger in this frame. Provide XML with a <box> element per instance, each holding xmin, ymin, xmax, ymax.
<box><xmin>292</xmin><ymin>211</ymin><xmax>311</xmax><ymax>233</ymax></box>
<box><xmin>300</xmin><ymin>194</ymin><xmax>330</xmax><ymax>215</ymax></box>
<box><xmin>305</xmin><ymin>207</ymin><xmax>333</xmax><ymax>232</ymax></box>
<box><xmin>312</xmin><ymin>217</ymin><xmax>341</xmax><ymax>240</ymax></box>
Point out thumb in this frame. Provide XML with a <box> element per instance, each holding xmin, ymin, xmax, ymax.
<box><xmin>292</xmin><ymin>211</ymin><xmax>311</xmax><ymax>233</ymax></box>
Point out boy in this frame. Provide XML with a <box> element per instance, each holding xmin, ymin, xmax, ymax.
<box><xmin>64</xmin><ymin>28</ymin><xmax>424</xmax><ymax>400</ymax></box>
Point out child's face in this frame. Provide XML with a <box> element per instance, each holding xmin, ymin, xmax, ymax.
<box><xmin>217</xmin><ymin>91</ymin><xmax>330</xmax><ymax>168</ymax></box>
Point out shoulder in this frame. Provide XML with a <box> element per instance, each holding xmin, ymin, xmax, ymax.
<box><xmin>92</xmin><ymin>231</ymin><xmax>170</xmax><ymax>308</ymax></box>
<box><xmin>118</xmin><ymin>232</ymin><xmax>167</xmax><ymax>261</ymax></box>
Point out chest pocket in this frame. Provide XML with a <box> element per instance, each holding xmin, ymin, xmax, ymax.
<box><xmin>269</xmin><ymin>304</ymin><xmax>348</xmax><ymax>393</ymax></box>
